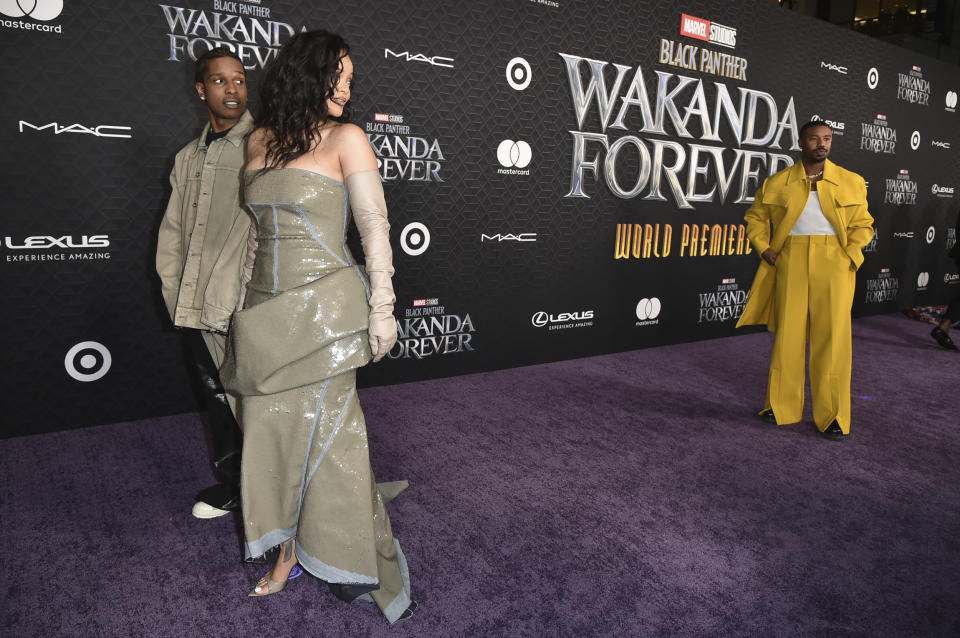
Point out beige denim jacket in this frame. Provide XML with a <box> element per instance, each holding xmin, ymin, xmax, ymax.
<box><xmin>156</xmin><ymin>111</ymin><xmax>254</xmax><ymax>332</ymax></box>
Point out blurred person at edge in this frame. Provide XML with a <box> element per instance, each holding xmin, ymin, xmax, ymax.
<box><xmin>737</xmin><ymin>120</ymin><xmax>874</xmax><ymax>441</ymax></box>
<box><xmin>218</xmin><ymin>30</ymin><xmax>416</xmax><ymax>623</ymax></box>
<box><xmin>930</xmin><ymin>210</ymin><xmax>960</xmax><ymax>350</ymax></box>
<box><xmin>156</xmin><ymin>48</ymin><xmax>251</xmax><ymax>521</ymax></box>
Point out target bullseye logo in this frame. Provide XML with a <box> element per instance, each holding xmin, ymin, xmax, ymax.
<box><xmin>64</xmin><ymin>341</ymin><xmax>111</xmax><ymax>382</ymax></box>
<box><xmin>497</xmin><ymin>140</ymin><xmax>532</xmax><ymax>168</ymax></box>
<box><xmin>635</xmin><ymin>298</ymin><xmax>662</xmax><ymax>321</ymax></box>
<box><xmin>0</xmin><ymin>0</ymin><xmax>63</xmax><ymax>19</ymax></box>
<box><xmin>910</xmin><ymin>130</ymin><xmax>921</xmax><ymax>150</ymax></box>
<box><xmin>926</xmin><ymin>226</ymin><xmax>936</xmax><ymax>244</ymax></box>
<box><xmin>400</xmin><ymin>222</ymin><xmax>431</xmax><ymax>256</ymax></box>
<box><xmin>867</xmin><ymin>67</ymin><xmax>879</xmax><ymax>90</ymax></box>
<box><xmin>506</xmin><ymin>57</ymin><xmax>531</xmax><ymax>90</ymax></box>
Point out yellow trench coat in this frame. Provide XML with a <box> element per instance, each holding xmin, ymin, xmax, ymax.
<box><xmin>736</xmin><ymin>159</ymin><xmax>875</xmax><ymax>331</ymax></box>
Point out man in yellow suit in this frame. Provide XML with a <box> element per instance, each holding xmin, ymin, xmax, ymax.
<box><xmin>737</xmin><ymin>120</ymin><xmax>874</xmax><ymax>441</ymax></box>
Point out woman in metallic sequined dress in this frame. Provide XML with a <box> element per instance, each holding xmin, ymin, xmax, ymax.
<box><xmin>220</xmin><ymin>30</ymin><xmax>415</xmax><ymax>624</ymax></box>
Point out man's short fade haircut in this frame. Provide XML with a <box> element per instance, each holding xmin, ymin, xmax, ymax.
<box><xmin>798</xmin><ymin>119</ymin><xmax>833</xmax><ymax>140</ymax></box>
<box><xmin>195</xmin><ymin>47</ymin><xmax>244</xmax><ymax>83</ymax></box>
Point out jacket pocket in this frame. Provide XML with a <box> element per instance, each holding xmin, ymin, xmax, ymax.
<box><xmin>833</xmin><ymin>190</ymin><xmax>866</xmax><ymax>226</ymax></box>
<box><xmin>764</xmin><ymin>192</ymin><xmax>792</xmax><ymax>208</ymax></box>
<box><xmin>834</xmin><ymin>190</ymin><xmax>866</xmax><ymax>208</ymax></box>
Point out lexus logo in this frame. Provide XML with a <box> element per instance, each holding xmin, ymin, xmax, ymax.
<box><xmin>867</xmin><ymin>67</ymin><xmax>879</xmax><ymax>89</ymax></box>
<box><xmin>4</xmin><ymin>234</ymin><xmax>110</xmax><ymax>249</ymax></box>
<box><xmin>910</xmin><ymin>130</ymin><xmax>921</xmax><ymax>150</ymax></box>
<box><xmin>64</xmin><ymin>341</ymin><xmax>111</xmax><ymax>382</ymax></box>
<box><xmin>506</xmin><ymin>57</ymin><xmax>531</xmax><ymax>90</ymax></box>
<box><xmin>399</xmin><ymin>222</ymin><xmax>430</xmax><ymax>256</ymax></box>
<box><xmin>926</xmin><ymin>226</ymin><xmax>936</xmax><ymax>244</ymax></box>
<box><xmin>917</xmin><ymin>272</ymin><xmax>930</xmax><ymax>287</ymax></box>
<box><xmin>1</xmin><ymin>0</ymin><xmax>63</xmax><ymax>20</ymax></box>
<box><xmin>811</xmin><ymin>115</ymin><xmax>844</xmax><ymax>131</ymax></box>
<box><xmin>496</xmin><ymin>140</ymin><xmax>532</xmax><ymax>168</ymax></box>
<box><xmin>635</xmin><ymin>298</ymin><xmax>662</xmax><ymax>321</ymax></box>
<box><xmin>531</xmin><ymin>310</ymin><xmax>594</xmax><ymax>327</ymax></box>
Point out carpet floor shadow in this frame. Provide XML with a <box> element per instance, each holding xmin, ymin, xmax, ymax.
<box><xmin>1</xmin><ymin>313</ymin><xmax>958</xmax><ymax>637</ymax></box>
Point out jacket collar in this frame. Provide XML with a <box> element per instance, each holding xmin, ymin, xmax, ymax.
<box><xmin>191</xmin><ymin>110</ymin><xmax>254</xmax><ymax>154</ymax></box>
<box><xmin>786</xmin><ymin>158</ymin><xmax>839</xmax><ymax>186</ymax></box>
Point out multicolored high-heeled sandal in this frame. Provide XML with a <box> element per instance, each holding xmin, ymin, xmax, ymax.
<box><xmin>248</xmin><ymin>540</ymin><xmax>298</xmax><ymax>597</ymax></box>
<box><xmin>248</xmin><ymin>574</ymin><xmax>289</xmax><ymax>597</ymax></box>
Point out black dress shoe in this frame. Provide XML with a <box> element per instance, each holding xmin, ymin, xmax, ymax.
<box><xmin>820</xmin><ymin>421</ymin><xmax>846</xmax><ymax>441</ymax></box>
<box><xmin>195</xmin><ymin>483</ymin><xmax>241</xmax><ymax>511</ymax></box>
<box><xmin>931</xmin><ymin>327</ymin><xmax>958</xmax><ymax>350</ymax></box>
<box><xmin>758</xmin><ymin>408</ymin><xmax>777</xmax><ymax>424</ymax></box>
<box><xmin>327</xmin><ymin>581</ymin><xmax>380</xmax><ymax>603</ymax></box>
<box><xmin>398</xmin><ymin>601</ymin><xmax>419</xmax><ymax>622</ymax></box>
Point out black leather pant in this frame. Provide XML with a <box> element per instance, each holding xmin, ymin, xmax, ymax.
<box><xmin>184</xmin><ymin>328</ymin><xmax>242</xmax><ymax>509</ymax></box>
<box><xmin>946</xmin><ymin>299</ymin><xmax>960</xmax><ymax>323</ymax></box>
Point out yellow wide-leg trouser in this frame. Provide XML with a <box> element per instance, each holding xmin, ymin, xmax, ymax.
<box><xmin>764</xmin><ymin>235</ymin><xmax>855</xmax><ymax>433</ymax></box>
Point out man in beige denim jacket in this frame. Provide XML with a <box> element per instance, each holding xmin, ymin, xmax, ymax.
<box><xmin>156</xmin><ymin>47</ymin><xmax>253</xmax><ymax>519</ymax></box>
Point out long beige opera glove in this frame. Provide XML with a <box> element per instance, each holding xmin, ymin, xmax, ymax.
<box><xmin>235</xmin><ymin>219</ymin><xmax>258</xmax><ymax>312</ymax></box>
<box><xmin>345</xmin><ymin>169</ymin><xmax>397</xmax><ymax>362</ymax></box>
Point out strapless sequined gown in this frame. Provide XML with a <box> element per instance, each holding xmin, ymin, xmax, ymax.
<box><xmin>221</xmin><ymin>168</ymin><xmax>411</xmax><ymax>622</ymax></box>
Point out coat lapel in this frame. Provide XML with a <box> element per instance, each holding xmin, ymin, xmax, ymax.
<box><xmin>768</xmin><ymin>162</ymin><xmax>808</xmax><ymax>251</ymax></box>
<box><xmin>815</xmin><ymin>160</ymin><xmax>846</xmax><ymax>242</ymax></box>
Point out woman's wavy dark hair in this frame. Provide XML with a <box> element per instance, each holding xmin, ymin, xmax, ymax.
<box><xmin>256</xmin><ymin>30</ymin><xmax>351</xmax><ymax>168</ymax></box>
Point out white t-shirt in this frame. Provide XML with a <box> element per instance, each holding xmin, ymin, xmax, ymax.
<box><xmin>790</xmin><ymin>191</ymin><xmax>838</xmax><ymax>235</ymax></box>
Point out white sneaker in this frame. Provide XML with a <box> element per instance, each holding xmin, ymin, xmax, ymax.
<box><xmin>192</xmin><ymin>501</ymin><xmax>231</xmax><ymax>519</ymax></box>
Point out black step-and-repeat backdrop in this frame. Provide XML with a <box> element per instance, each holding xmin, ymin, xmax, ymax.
<box><xmin>2</xmin><ymin>0</ymin><xmax>958</xmax><ymax>437</ymax></box>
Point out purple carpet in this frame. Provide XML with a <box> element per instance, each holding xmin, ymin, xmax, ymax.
<box><xmin>2</xmin><ymin>313</ymin><xmax>958</xmax><ymax>637</ymax></box>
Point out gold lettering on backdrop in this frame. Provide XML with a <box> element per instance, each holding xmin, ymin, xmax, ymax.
<box><xmin>657</xmin><ymin>39</ymin><xmax>748</xmax><ymax>81</ymax></box>
<box><xmin>614</xmin><ymin>223</ymin><xmax>750</xmax><ymax>259</ymax></box>
<box><xmin>614</xmin><ymin>224</ymin><xmax>673</xmax><ymax>259</ymax></box>
<box><xmin>678</xmin><ymin>224</ymin><xmax>751</xmax><ymax>257</ymax></box>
